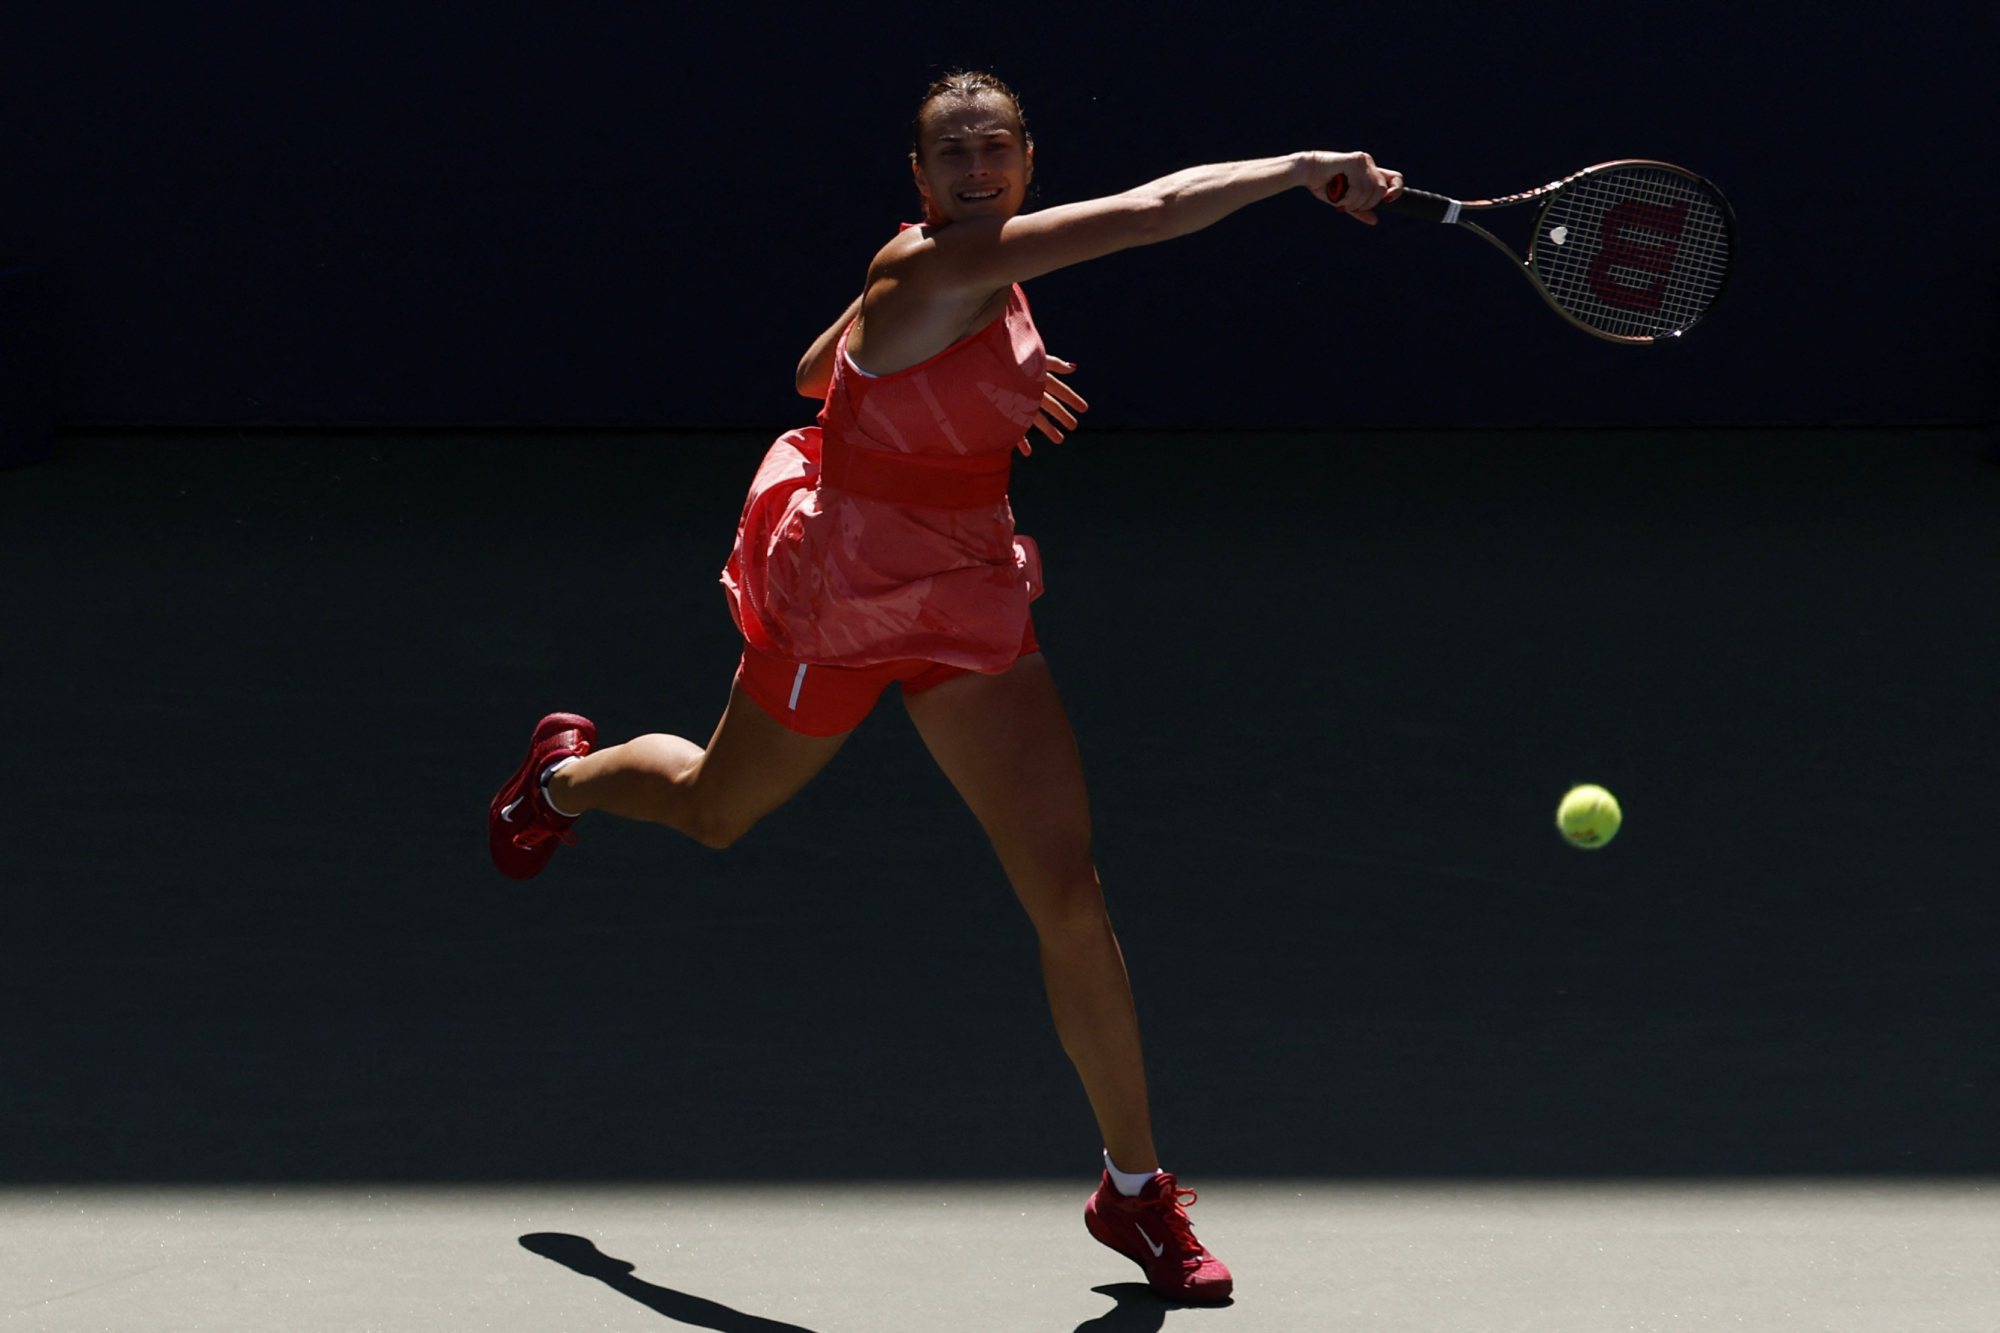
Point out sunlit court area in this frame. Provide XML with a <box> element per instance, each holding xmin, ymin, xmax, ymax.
<box><xmin>3</xmin><ymin>3</ymin><xmax>1995</xmax><ymax>1331</ymax></box>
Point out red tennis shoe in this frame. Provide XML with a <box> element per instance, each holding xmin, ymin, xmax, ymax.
<box><xmin>488</xmin><ymin>712</ymin><xmax>596</xmax><ymax>880</ymax></box>
<box><xmin>1084</xmin><ymin>1170</ymin><xmax>1234</xmax><ymax>1303</ymax></box>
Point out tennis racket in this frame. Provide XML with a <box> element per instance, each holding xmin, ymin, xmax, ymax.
<box><xmin>1328</xmin><ymin>160</ymin><xmax>1737</xmax><ymax>344</ymax></box>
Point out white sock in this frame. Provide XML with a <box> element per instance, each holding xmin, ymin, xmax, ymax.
<box><xmin>540</xmin><ymin>756</ymin><xmax>583</xmax><ymax>818</ymax></box>
<box><xmin>1104</xmin><ymin>1149</ymin><xmax>1161</xmax><ymax>1197</ymax></box>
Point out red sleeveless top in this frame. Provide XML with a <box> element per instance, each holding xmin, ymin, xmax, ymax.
<box><xmin>721</xmin><ymin>267</ymin><xmax>1047</xmax><ymax>671</ymax></box>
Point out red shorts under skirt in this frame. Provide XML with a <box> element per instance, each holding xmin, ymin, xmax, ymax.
<box><xmin>736</xmin><ymin>617</ymin><xmax>1041</xmax><ymax>737</ymax></box>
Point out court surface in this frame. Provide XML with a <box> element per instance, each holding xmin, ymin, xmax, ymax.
<box><xmin>4</xmin><ymin>430</ymin><xmax>1996</xmax><ymax>1329</ymax></box>
<box><xmin>8</xmin><ymin>1181</ymin><xmax>1997</xmax><ymax>1331</ymax></box>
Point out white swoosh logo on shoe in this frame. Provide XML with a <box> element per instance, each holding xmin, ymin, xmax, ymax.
<box><xmin>500</xmin><ymin>797</ymin><xmax>525</xmax><ymax>823</ymax></box>
<box><xmin>1135</xmin><ymin>1223</ymin><xmax>1165</xmax><ymax>1257</ymax></box>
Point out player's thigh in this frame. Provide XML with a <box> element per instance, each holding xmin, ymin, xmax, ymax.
<box><xmin>690</xmin><ymin>681</ymin><xmax>850</xmax><ymax>842</ymax></box>
<box><xmin>902</xmin><ymin>653</ymin><xmax>1095</xmax><ymax>888</ymax></box>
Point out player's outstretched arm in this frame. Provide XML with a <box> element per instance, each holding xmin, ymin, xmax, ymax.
<box><xmin>915</xmin><ymin>151</ymin><xmax>1402</xmax><ymax>294</ymax></box>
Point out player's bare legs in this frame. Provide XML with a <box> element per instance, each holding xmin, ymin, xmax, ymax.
<box><xmin>902</xmin><ymin>653</ymin><xmax>1158</xmax><ymax>1174</ymax></box>
<box><xmin>549</xmin><ymin>681</ymin><xmax>849</xmax><ymax>849</ymax></box>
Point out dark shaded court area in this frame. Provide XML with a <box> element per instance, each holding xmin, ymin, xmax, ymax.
<box><xmin>3</xmin><ymin>430</ymin><xmax>1996</xmax><ymax>1184</ymax></box>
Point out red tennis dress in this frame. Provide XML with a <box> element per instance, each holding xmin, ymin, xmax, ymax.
<box><xmin>722</xmin><ymin>276</ymin><xmax>1047</xmax><ymax>678</ymax></box>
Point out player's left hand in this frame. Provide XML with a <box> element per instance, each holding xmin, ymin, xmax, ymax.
<box><xmin>1026</xmin><ymin>355</ymin><xmax>1087</xmax><ymax>452</ymax></box>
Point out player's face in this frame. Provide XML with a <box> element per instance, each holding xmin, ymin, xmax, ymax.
<box><xmin>912</xmin><ymin>94</ymin><xmax>1032</xmax><ymax>225</ymax></box>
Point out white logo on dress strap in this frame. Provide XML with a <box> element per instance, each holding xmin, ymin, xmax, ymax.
<box><xmin>500</xmin><ymin>797</ymin><xmax>525</xmax><ymax>823</ymax></box>
<box><xmin>1135</xmin><ymin>1223</ymin><xmax>1165</xmax><ymax>1257</ymax></box>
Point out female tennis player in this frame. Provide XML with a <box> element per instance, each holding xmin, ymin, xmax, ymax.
<box><xmin>489</xmin><ymin>71</ymin><xmax>1400</xmax><ymax>1303</ymax></box>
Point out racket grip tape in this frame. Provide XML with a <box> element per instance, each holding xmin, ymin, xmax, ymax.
<box><xmin>1327</xmin><ymin>176</ymin><xmax>1462</xmax><ymax>225</ymax></box>
<box><xmin>1326</xmin><ymin>175</ymin><xmax>1458</xmax><ymax>222</ymax></box>
<box><xmin>1378</xmin><ymin>188</ymin><xmax>1461</xmax><ymax>224</ymax></box>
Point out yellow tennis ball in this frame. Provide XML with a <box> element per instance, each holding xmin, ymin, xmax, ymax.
<box><xmin>1556</xmin><ymin>784</ymin><xmax>1622</xmax><ymax>849</ymax></box>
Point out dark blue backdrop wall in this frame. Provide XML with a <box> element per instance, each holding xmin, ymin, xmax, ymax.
<box><xmin>3</xmin><ymin>0</ymin><xmax>1991</xmax><ymax>429</ymax></box>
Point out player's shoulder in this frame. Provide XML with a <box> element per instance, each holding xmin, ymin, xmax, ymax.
<box><xmin>870</xmin><ymin>218</ymin><xmax>1007</xmax><ymax>290</ymax></box>
<box><xmin>864</xmin><ymin>225</ymin><xmax>928</xmax><ymax>282</ymax></box>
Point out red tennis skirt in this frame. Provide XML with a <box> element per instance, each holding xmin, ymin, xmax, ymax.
<box><xmin>736</xmin><ymin>617</ymin><xmax>1041</xmax><ymax>737</ymax></box>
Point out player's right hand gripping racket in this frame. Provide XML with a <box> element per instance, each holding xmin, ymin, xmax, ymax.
<box><xmin>1329</xmin><ymin>161</ymin><xmax>1737</xmax><ymax>344</ymax></box>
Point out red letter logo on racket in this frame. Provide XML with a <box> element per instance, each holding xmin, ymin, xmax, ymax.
<box><xmin>1586</xmin><ymin>201</ymin><xmax>1688</xmax><ymax>311</ymax></box>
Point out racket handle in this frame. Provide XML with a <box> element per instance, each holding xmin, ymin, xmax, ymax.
<box><xmin>1377</xmin><ymin>188</ymin><xmax>1460</xmax><ymax>224</ymax></box>
<box><xmin>1326</xmin><ymin>177</ymin><xmax>1460</xmax><ymax>225</ymax></box>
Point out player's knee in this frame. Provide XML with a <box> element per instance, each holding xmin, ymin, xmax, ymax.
<box><xmin>1020</xmin><ymin>865</ymin><xmax>1109</xmax><ymax>936</ymax></box>
<box><xmin>683</xmin><ymin>803</ymin><xmax>761</xmax><ymax>851</ymax></box>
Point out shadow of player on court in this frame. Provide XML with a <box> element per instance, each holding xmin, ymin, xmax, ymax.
<box><xmin>519</xmin><ymin>1233</ymin><xmax>823</xmax><ymax>1333</ymax></box>
<box><xmin>1076</xmin><ymin>1282</ymin><xmax>1230</xmax><ymax>1330</ymax></box>
<box><xmin>522</xmin><ymin>1234</ymin><xmax>1215</xmax><ymax>1332</ymax></box>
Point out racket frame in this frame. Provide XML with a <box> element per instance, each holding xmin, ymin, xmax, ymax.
<box><xmin>1377</xmin><ymin>159</ymin><xmax>1738</xmax><ymax>345</ymax></box>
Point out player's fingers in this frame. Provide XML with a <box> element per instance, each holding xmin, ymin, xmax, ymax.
<box><xmin>1325</xmin><ymin>153</ymin><xmax>1388</xmax><ymax>211</ymax></box>
<box><xmin>1045</xmin><ymin>378</ymin><xmax>1088</xmax><ymax>412</ymax></box>
<box><xmin>1040</xmin><ymin>395</ymin><xmax>1078</xmax><ymax>432</ymax></box>
<box><xmin>1030</xmin><ymin>411</ymin><xmax>1064</xmax><ymax>446</ymax></box>
<box><xmin>1347</xmin><ymin>207</ymin><xmax>1379</xmax><ymax>226</ymax></box>
<box><xmin>1045</xmin><ymin>355</ymin><xmax>1077</xmax><ymax>375</ymax></box>
<box><xmin>1382</xmin><ymin>170</ymin><xmax>1405</xmax><ymax>202</ymax></box>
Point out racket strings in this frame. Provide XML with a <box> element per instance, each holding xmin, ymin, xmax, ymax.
<box><xmin>1532</xmin><ymin>167</ymin><xmax>1731</xmax><ymax>340</ymax></box>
